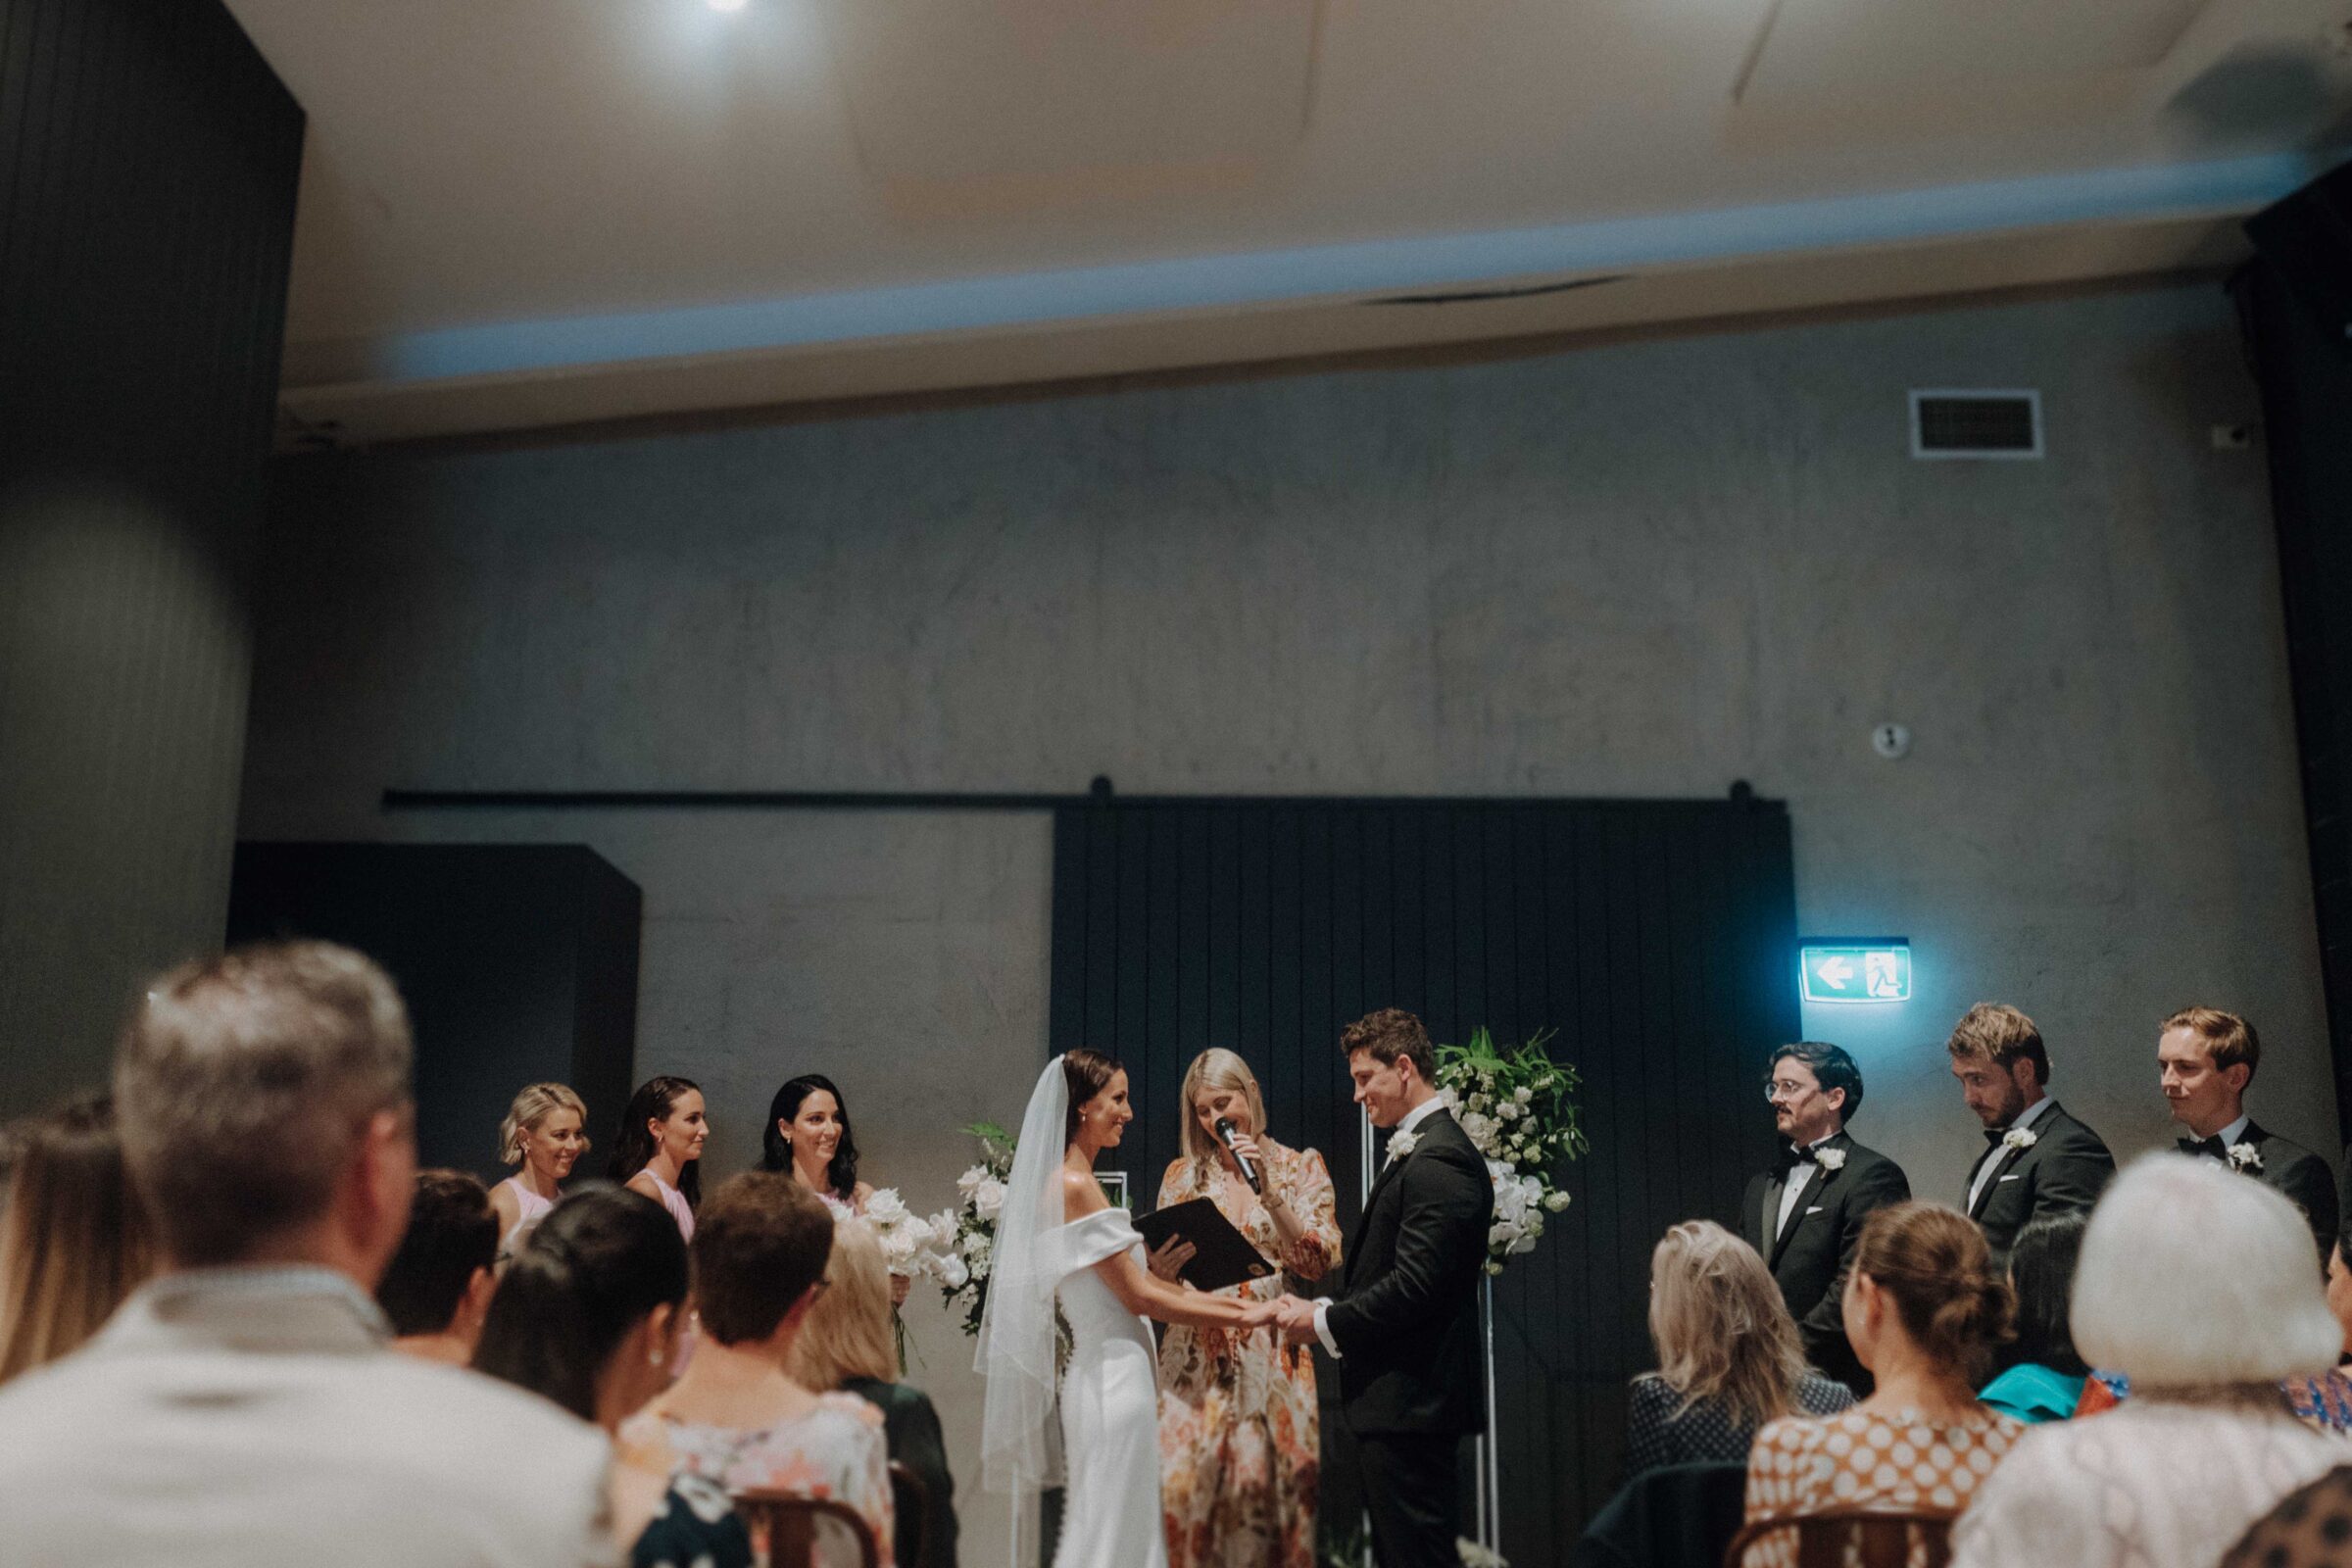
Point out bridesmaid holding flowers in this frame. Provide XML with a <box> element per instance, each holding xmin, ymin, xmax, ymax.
<box><xmin>1148</xmin><ymin>1049</ymin><xmax>1341</xmax><ymax>1568</ymax></box>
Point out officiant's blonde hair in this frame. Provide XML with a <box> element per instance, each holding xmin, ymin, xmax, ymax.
<box><xmin>1647</xmin><ymin>1220</ymin><xmax>1809</xmax><ymax>1432</ymax></box>
<box><xmin>1178</xmin><ymin>1050</ymin><xmax>1271</xmax><ymax>1165</ymax></box>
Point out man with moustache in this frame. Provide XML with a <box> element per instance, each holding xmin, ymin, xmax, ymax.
<box><xmin>2159</xmin><ymin>1005</ymin><xmax>2337</xmax><ymax>1264</ymax></box>
<box><xmin>1948</xmin><ymin>1002</ymin><xmax>2115</xmax><ymax>1269</ymax></box>
<box><xmin>1740</xmin><ymin>1042</ymin><xmax>1909</xmax><ymax>1393</ymax></box>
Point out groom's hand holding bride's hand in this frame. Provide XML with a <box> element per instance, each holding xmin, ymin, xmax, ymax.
<box><xmin>1268</xmin><ymin>1294</ymin><xmax>1320</xmax><ymax>1345</ymax></box>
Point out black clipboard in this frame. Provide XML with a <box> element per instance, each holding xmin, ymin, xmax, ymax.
<box><xmin>1135</xmin><ymin>1198</ymin><xmax>1278</xmax><ymax>1294</ymax></box>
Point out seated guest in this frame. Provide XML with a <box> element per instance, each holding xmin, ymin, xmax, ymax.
<box><xmin>1950</xmin><ymin>1155</ymin><xmax>2349</xmax><ymax>1568</ymax></box>
<box><xmin>1627</xmin><ymin>1220</ymin><xmax>1853</xmax><ymax>1477</ymax></box>
<box><xmin>0</xmin><ymin>1093</ymin><xmax>150</xmax><ymax>1384</ymax></box>
<box><xmin>1978</xmin><ymin>1211</ymin><xmax>2090</xmax><ymax>1422</ymax></box>
<box><xmin>623</xmin><ymin>1171</ymin><xmax>895</xmax><ymax>1567</ymax></box>
<box><xmin>1740</xmin><ymin>1042</ymin><xmax>1909</xmax><ymax>1393</ymax></box>
<box><xmin>2279</xmin><ymin>1234</ymin><xmax>2352</xmax><ymax>1434</ymax></box>
<box><xmin>377</xmin><ymin>1170</ymin><xmax>500</xmax><ymax>1365</ymax></box>
<box><xmin>1739</xmin><ymin>1202</ymin><xmax>2021</xmax><ymax>1568</ymax></box>
<box><xmin>491</xmin><ymin>1082</ymin><xmax>590</xmax><ymax>1258</ymax></box>
<box><xmin>1947</xmin><ymin>1003</ymin><xmax>2114</xmax><ymax>1269</ymax></box>
<box><xmin>475</xmin><ymin>1186</ymin><xmax>752</xmax><ymax>1568</ymax></box>
<box><xmin>2159</xmin><ymin>1006</ymin><xmax>2338</xmax><ymax>1264</ymax></box>
<box><xmin>0</xmin><ymin>941</ymin><xmax>615</xmax><ymax>1567</ymax></box>
<box><xmin>788</xmin><ymin>1217</ymin><xmax>959</xmax><ymax>1568</ymax></box>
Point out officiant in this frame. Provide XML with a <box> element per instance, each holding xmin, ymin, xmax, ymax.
<box><xmin>1147</xmin><ymin>1048</ymin><xmax>1341</xmax><ymax>1568</ymax></box>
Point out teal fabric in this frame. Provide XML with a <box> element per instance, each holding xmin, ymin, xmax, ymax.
<box><xmin>1979</xmin><ymin>1363</ymin><xmax>2084</xmax><ymax>1424</ymax></box>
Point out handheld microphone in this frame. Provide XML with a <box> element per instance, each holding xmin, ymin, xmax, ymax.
<box><xmin>1214</xmin><ymin>1116</ymin><xmax>1261</xmax><ymax>1193</ymax></box>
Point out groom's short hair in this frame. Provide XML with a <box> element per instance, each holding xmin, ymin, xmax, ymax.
<box><xmin>1341</xmin><ymin>1008</ymin><xmax>1433</xmax><ymax>1082</ymax></box>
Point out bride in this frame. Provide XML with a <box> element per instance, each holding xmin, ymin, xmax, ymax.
<box><xmin>977</xmin><ymin>1050</ymin><xmax>1276</xmax><ymax>1568</ymax></box>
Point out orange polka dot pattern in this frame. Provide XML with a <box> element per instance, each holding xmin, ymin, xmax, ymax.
<box><xmin>1739</xmin><ymin>1405</ymin><xmax>2025</xmax><ymax>1568</ymax></box>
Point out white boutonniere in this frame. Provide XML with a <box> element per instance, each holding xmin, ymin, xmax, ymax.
<box><xmin>1814</xmin><ymin>1147</ymin><xmax>1846</xmax><ymax>1172</ymax></box>
<box><xmin>2002</xmin><ymin>1127</ymin><xmax>2038</xmax><ymax>1152</ymax></box>
<box><xmin>2229</xmin><ymin>1142</ymin><xmax>2264</xmax><ymax>1172</ymax></box>
<box><xmin>1387</xmin><ymin>1129</ymin><xmax>1420</xmax><ymax>1161</ymax></box>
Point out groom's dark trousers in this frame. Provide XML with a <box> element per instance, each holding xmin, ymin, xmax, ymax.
<box><xmin>1322</xmin><ymin>1107</ymin><xmax>1494</xmax><ymax>1568</ymax></box>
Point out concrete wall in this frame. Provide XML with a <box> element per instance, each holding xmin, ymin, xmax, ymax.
<box><xmin>243</xmin><ymin>280</ymin><xmax>2325</xmax><ymax>1561</ymax></box>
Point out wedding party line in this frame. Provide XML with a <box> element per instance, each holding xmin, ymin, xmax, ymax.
<box><xmin>5</xmin><ymin>941</ymin><xmax>2352</xmax><ymax>1568</ymax></box>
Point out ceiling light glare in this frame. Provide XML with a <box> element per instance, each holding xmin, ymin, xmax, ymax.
<box><xmin>707</xmin><ymin>0</ymin><xmax>747</xmax><ymax>11</ymax></box>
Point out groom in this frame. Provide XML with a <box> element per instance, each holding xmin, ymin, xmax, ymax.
<box><xmin>1274</xmin><ymin>1008</ymin><xmax>1493</xmax><ymax>1568</ymax></box>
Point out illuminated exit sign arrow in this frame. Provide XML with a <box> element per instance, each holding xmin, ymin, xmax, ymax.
<box><xmin>1800</xmin><ymin>941</ymin><xmax>1911</xmax><ymax>1004</ymax></box>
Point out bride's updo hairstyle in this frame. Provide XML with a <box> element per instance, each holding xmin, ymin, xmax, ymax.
<box><xmin>1852</xmin><ymin>1200</ymin><xmax>2015</xmax><ymax>1382</ymax></box>
<box><xmin>1062</xmin><ymin>1049</ymin><xmax>1123</xmax><ymax>1146</ymax></box>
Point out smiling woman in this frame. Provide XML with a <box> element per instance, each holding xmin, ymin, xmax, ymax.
<box><xmin>611</xmin><ymin>1076</ymin><xmax>708</xmax><ymax>1243</ymax></box>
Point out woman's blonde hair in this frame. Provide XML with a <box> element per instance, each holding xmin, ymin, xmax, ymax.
<box><xmin>787</xmin><ymin>1217</ymin><xmax>898</xmax><ymax>1389</ymax></box>
<box><xmin>1178</xmin><ymin>1049</ymin><xmax>1270</xmax><ymax>1165</ymax></box>
<box><xmin>0</xmin><ymin>1095</ymin><xmax>153</xmax><ymax>1384</ymax></box>
<box><xmin>498</xmin><ymin>1083</ymin><xmax>587</xmax><ymax>1167</ymax></box>
<box><xmin>1647</xmin><ymin>1220</ymin><xmax>1808</xmax><ymax>1431</ymax></box>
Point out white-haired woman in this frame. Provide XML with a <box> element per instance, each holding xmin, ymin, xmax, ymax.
<box><xmin>1951</xmin><ymin>1155</ymin><xmax>2352</xmax><ymax>1568</ymax></box>
<box><xmin>1149</xmin><ymin>1048</ymin><xmax>1341</xmax><ymax>1568</ymax></box>
<box><xmin>489</xmin><ymin>1083</ymin><xmax>589</xmax><ymax>1256</ymax></box>
<box><xmin>1627</xmin><ymin>1221</ymin><xmax>1853</xmax><ymax>1476</ymax></box>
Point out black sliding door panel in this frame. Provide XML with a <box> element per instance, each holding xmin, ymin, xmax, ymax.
<box><xmin>1047</xmin><ymin>796</ymin><xmax>1799</xmax><ymax>1565</ymax></box>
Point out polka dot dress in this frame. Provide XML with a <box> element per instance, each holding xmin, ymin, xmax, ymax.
<box><xmin>1739</xmin><ymin>1405</ymin><xmax>2024</xmax><ymax>1568</ymax></box>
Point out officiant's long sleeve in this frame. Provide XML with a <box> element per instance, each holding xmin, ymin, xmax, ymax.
<box><xmin>1324</xmin><ymin>1151</ymin><xmax>1491</xmax><ymax>1354</ymax></box>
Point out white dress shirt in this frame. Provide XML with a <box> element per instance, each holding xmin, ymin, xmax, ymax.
<box><xmin>1776</xmin><ymin>1136</ymin><xmax>1838</xmax><ymax>1241</ymax></box>
<box><xmin>1967</xmin><ymin>1093</ymin><xmax>2055</xmax><ymax>1212</ymax></box>
<box><xmin>1314</xmin><ymin>1094</ymin><xmax>1451</xmax><ymax>1358</ymax></box>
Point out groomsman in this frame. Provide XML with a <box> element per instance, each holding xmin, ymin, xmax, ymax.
<box><xmin>2158</xmin><ymin>1005</ymin><xmax>2337</xmax><ymax>1263</ymax></box>
<box><xmin>1739</xmin><ymin>1042</ymin><xmax>1909</xmax><ymax>1393</ymax></box>
<box><xmin>1947</xmin><ymin>1003</ymin><xmax>2115</xmax><ymax>1267</ymax></box>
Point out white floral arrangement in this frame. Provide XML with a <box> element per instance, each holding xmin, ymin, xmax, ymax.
<box><xmin>934</xmin><ymin>1121</ymin><xmax>1014</xmax><ymax>1337</ymax></box>
<box><xmin>2228</xmin><ymin>1142</ymin><xmax>2264</xmax><ymax>1172</ymax></box>
<box><xmin>2001</xmin><ymin>1126</ymin><xmax>2038</xmax><ymax>1152</ymax></box>
<box><xmin>1434</xmin><ymin>1027</ymin><xmax>1587</xmax><ymax>1275</ymax></box>
<box><xmin>1813</xmin><ymin>1147</ymin><xmax>1847</xmax><ymax>1173</ymax></box>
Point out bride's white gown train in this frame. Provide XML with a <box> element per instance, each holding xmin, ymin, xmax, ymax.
<box><xmin>1041</xmin><ymin>1206</ymin><xmax>1168</xmax><ymax>1568</ymax></box>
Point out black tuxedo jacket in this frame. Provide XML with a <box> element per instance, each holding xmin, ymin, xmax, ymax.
<box><xmin>1324</xmin><ymin>1106</ymin><xmax>1494</xmax><ymax>1437</ymax></box>
<box><xmin>1963</xmin><ymin>1102</ymin><xmax>2114</xmax><ymax>1266</ymax></box>
<box><xmin>1739</xmin><ymin>1131</ymin><xmax>1909</xmax><ymax>1390</ymax></box>
<box><xmin>2180</xmin><ymin>1122</ymin><xmax>2338</xmax><ymax>1264</ymax></box>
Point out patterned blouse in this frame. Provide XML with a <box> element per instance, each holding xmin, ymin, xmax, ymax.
<box><xmin>1739</xmin><ymin>1404</ymin><xmax>2025</xmax><ymax>1568</ymax></box>
<box><xmin>1156</xmin><ymin>1140</ymin><xmax>1342</xmax><ymax>1568</ymax></box>
<box><xmin>622</xmin><ymin>1393</ymin><xmax>896</xmax><ymax>1568</ymax></box>
<box><xmin>631</xmin><ymin>1473</ymin><xmax>753</xmax><ymax>1568</ymax></box>
<box><xmin>1625</xmin><ymin>1372</ymin><xmax>1856</xmax><ymax>1478</ymax></box>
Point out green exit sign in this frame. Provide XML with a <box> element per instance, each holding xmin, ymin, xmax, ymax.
<box><xmin>1800</xmin><ymin>941</ymin><xmax>1911</xmax><ymax>1004</ymax></box>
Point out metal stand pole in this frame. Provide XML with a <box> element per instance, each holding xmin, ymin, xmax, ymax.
<box><xmin>1477</xmin><ymin>1274</ymin><xmax>1501</xmax><ymax>1549</ymax></box>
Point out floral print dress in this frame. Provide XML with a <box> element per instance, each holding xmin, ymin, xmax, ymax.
<box><xmin>1155</xmin><ymin>1139</ymin><xmax>1342</xmax><ymax>1568</ymax></box>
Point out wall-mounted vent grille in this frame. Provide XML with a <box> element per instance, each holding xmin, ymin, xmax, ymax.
<box><xmin>1910</xmin><ymin>390</ymin><xmax>2043</xmax><ymax>459</ymax></box>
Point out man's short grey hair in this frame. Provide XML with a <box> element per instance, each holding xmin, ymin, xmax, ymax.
<box><xmin>2073</xmin><ymin>1152</ymin><xmax>2341</xmax><ymax>1388</ymax></box>
<box><xmin>115</xmin><ymin>941</ymin><xmax>414</xmax><ymax>1265</ymax></box>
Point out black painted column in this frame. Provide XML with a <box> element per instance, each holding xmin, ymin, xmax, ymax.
<box><xmin>0</xmin><ymin>0</ymin><xmax>305</xmax><ymax>1109</ymax></box>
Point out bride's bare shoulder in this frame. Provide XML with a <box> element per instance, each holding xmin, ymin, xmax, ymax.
<box><xmin>1059</xmin><ymin>1167</ymin><xmax>1107</xmax><ymax>1221</ymax></box>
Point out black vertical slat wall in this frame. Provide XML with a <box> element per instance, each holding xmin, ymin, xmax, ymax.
<box><xmin>1049</xmin><ymin>796</ymin><xmax>1798</xmax><ymax>1566</ymax></box>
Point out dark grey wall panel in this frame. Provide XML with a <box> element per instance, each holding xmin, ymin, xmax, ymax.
<box><xmin>0</xmin><ymin>0</ymin><xmax>303</xmax><ymax>1110</ymax></box>
<box><xmin>1049</xmin><ymin>794</ymin><xmax>1798</xmax><ymax>1565</ymax></box>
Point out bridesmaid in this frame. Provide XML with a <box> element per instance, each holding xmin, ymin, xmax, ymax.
<box><xmin>762</xmin><ymin>1073</ymin><xmax>906</xmax><ymax>1306</ymax></box>
<box><xmin>489</xmin><ymin>1082</ymin><xmax>589</xmax><ymax>1257</ymax></box>
<box><xmin>610</xmin><ymin>1075</ymin><xmax>708</xmax><ymax>1242</ymax></box>
<box><xmin>1149</xmin><ymin>1048</ymin><xmax>1341</xmax><ymax>1568</ymax></box>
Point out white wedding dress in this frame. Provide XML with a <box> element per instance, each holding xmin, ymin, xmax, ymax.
<box><xmin>1040</xmin><ymin>1207</ymin><xmax>1167</xmax><ymax>1568</ymax></box>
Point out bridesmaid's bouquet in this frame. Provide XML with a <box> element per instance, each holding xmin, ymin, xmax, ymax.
<box><xmin>1434</xmin><ymin>1027</ymin><xmax>1587</xmax><ymax>1275</ymax></box>
<box><xmin>933</xmin><ymin>1120</ymin><xmax>1016</xmax><ymax>1337</ymax></box>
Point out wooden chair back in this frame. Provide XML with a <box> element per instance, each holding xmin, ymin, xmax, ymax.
<box><xmin>1725</xmin><ymin>1509</ymin><xmax>1955</xmax><ymax>1568</ymax></box>
<box><xmin>731</xmin><ymin>1487</ymin><xmax>880</xmax><ymax>1568</ymax></box>
<box><xmin>886</xmin><ymin>1460</ymin><xmax>928</xmax><ymax>1568</ymax></box>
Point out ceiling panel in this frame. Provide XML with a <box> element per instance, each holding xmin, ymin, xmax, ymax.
<box><xmin>820</xmin><ymin>0</ymin><xmax>1322</xmax><ymax>181</ymax></box>
<box><xmin>1740</xmin><ymin>0</ymin><xmax>2215</xmax><ymax>100</ymax></box>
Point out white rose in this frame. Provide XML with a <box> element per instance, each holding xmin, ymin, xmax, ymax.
<box><xmin>1494</xmin><ymin>1182</ymin><xmax>1528</xmax><ymax>1223</ymax></box>
<box><xmin>974</xmin><ymin>1179</ymin><xmax>1006</xmax><ymax>1220</ymax></box>
<box><xmin>956</xmin><ymin>1165</ymin><xmax>987</xmax><ymax>1200</ymax></box>
<box><xmin>1468</xmin><ymin>1092</ymin><xmax>1491</xmax><ymax>1114</ymax></box>
<box><xmin>1543</xmin><ymin>1190</ymin><xmax>1571</xmax><ymax>1213</ymax></box>
<box><xmin>1494</xmin><ymin>1101</ymin><xmax>1517</xmax><ymax>1122</ymax></box>
<box><xmin>1514</xmin><ymin>1086</ymin><xmax>1533</xmax><ymax>1105</ymax></box>
<box><xmin>864</xmin><ymin>1188</ymin><xmax>909</xmax><ymax>1225</ymax></box>
<box><xmin>938</xmin><ymin>1254</ymin><xmax>970</xmax><ymax>1289</ymax></box>
<box><xmin>1460</xmin><ymin>1111</ymin><xmax>1495</xmax><ymax>1149</ymax></box>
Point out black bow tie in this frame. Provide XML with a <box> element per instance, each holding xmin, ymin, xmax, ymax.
<box><xmin>2179</xmin><ymin>1135</ymin><xmax>2229</xmax><ymax>1160</ymax></box>
<box><xmin>1775</xmin><ymin>1144</ymin><xmax>1818</xmax><ymax>1174</ymax></box>
<box><xmin>1984</xmin><ymin>1128</ymin><xmax>2011</xmax><ymax>1146</ymax></box>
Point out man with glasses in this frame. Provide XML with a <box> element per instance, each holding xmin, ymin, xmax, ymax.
<box><xmin>1740</xmin><ymin>1042</ymin><xmax>1909</xmax><ymax>1393</ymax></box>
